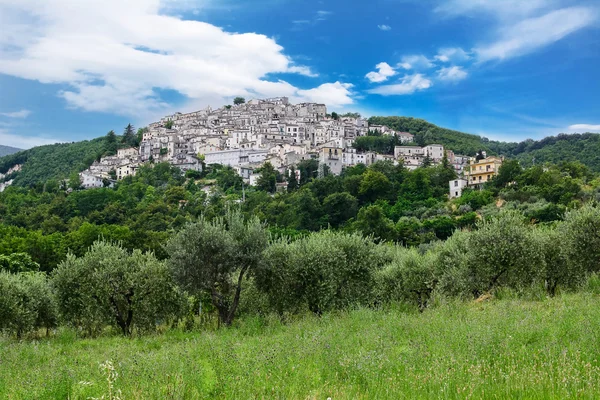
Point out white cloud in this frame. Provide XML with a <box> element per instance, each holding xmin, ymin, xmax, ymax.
<box><xmin>476</xmin><ymin>7</ymin><xmax>597</xmax><ymax>61</ymax></box>
<box><xmin>378</xmin><ymin>24</ymin><xmax>392</xmax><ymax>31</ymax></box>
<box><xmin>0</xmin><ymin>1</ymin><xmax>348</xmax><ymax>118</ymax></box>
<box><xmin>397</xmin><ymin>55</ymin><xmax>434</xmax><ymax>70</ymax></box>
<box><xmin>567</xmin><ymin>124</ymin><xmax>600</xmax><ymax>133</ymax></box>
<box><xmin>435</xmin><ymin>1</ymin><xmax>598</xmax><ymax>63</ymax></box>
<box><xmin>0</xmin><ymin>128</ymin><xmax>61</xmax><ymax>149</ymax></box>
<box><xmin>435</xmin><ymin>0</ymin><xmax>551</xmax><ymax>19</ymax></box>
<box><xmin>365</xmin><ymin>62</ymin><xmax>396</xmax><ymax>83</ymax></box>
<box><xmin>437</xmin><ymin>66</ymin><xmax>468</xmax><ymax>81</ymax></box>
<box><xmin>434</xmin><ymin>47</ymin><xmax>471</xmax><ymax>63</ymax></box>
<box><xmin>368</xmin><ymin>74</ymin><xmax>432</xmax><ymax>96</ymax></box>
<box><xmin>295</xmin><ymin>82</ymin><xmax>354</xmax><ymax>107</ymax></box>
<box><xmin>0</xmin><ymin>109</ymin><xmax>32</xmax><ymax>118</ymax></box>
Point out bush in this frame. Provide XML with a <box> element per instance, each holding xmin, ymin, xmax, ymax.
<box><xmin>52</xmin><ymin>241</ymin><xmax>185</xmax><ymax>336</ymax></box>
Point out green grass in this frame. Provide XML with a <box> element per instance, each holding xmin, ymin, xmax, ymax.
<box><xmin>2</xmin><ymin>294</ymin><xmax>600</xmax><ymax>399</ymax></box>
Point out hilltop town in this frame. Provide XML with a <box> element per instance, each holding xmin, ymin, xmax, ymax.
<box><xmin>76</xmin><ymin>97</ymin><xmax>498</xmax><ymax>194</ymax></box>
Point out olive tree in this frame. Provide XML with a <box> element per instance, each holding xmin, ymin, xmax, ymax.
<box><xmin>375</xmin><ymin>247</ymin><xmax>438</xmax><ymax>310</ymax></box>
<box><xmin>436</xmin><ymin>211</ymin><xmax>544</xmax><ymax>297</ymax></box>
<box><xmin>537</xmin><ymin>227</ymin><xmax>585</xmax><ymax>296</ymax></box>
<box><xmin>166</xmin><ymin>210</ymin><xmax>269</xmax><ymax>326</ymax></box>
<box><xmin>52</xmin><ymin>241</ymin><xmax>185</xmax><ymax>336</ymax></box>
<box><xmin>560</xmin><ymin>204</ymin><xmax>600</xmax><ymax>274</ymax></box>
<box><xmin>0</xmin><ymin>272</ymin><xmax>58</xmax><ymax>338</ymax></box>
<box><xmin>256</xmin><ymin>231</ymin><xmax>389</xmax><ymax>315</ymax></box>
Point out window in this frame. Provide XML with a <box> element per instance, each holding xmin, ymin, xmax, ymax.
<box><xmin>455</xmin><ymin>191</ymin><xmax>459</xmax><ymax>196</ymax></box>
<box><xmin>454</xmin><ymin>181</ymin><xmax>458</xmax><ymax>187</ymax></box>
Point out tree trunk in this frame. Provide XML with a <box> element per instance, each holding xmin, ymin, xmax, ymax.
<box><xmin>224</xmin><ymin>266</ymin><xmax>249</xmax><ymax>326</ymax></box>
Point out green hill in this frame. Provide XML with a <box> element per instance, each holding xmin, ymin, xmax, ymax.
<box><xmin>0</xmin><ymin>145</ymin><xmax>21</xmax><ymax>158</ymax></box>
<box><xmin>369</xmin><ymin>116</ymin><xmax>600</xmax><ymax>171</ymax></box>
<box><xmin>0</xmin><ymin>138</ymin><xmax>111</xmax><ymax>187</ymax></box>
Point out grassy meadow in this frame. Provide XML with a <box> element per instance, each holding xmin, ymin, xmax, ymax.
<box><xmin>1</xmin><ymin>293</ymin><xmax>600</xmax><ymax>399</ymax></box>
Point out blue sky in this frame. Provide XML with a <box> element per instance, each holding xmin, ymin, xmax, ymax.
<box><xmin>1</xmin><ymin>0</ymin><xmax>599</xmax><ymax>148</ymax></box>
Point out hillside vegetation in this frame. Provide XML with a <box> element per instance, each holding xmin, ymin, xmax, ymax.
<box><xmin>0</xmin><ymin>138</ymin><xmax>110</xmax><ymax>187</ymax></box>
<box><xmin>2</xmin><ymin>294</ymin><xmax>600</xmax><ymax>399</ymax></box>
<box><xmin>368</xmin><ymin>116</ymin><xmax>600</xmax><ymax>171</ymax></box>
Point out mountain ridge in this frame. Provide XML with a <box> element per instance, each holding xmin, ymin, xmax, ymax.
<box><xmin>0</xmin><ymin>145</ymin><xmax>22</xmax><ymax>158</ymax></box>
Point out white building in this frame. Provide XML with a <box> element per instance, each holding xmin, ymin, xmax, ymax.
<box><xmin>449</xmin><ymin>178</ymin><xmax>468</xmax><ymax>199</ymax></box>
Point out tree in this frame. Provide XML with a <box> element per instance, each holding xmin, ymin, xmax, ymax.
<box><xmin>164</xmin><ymin>119</ymin><xmax>174</xmax><ymax>129</ymax></box>
<box><xmin>359</xmin><ymin>169</ymin><xmax>392</xmax><ymax>203</ymax></box>
<box><xmin>105</xmin><ymin>130</ymin><xmax>118</xmax><ymax>155</ymax></box>
<box><xmin>167</xmin><ymin>210</ymin><xmax>269</xmax><ymax>326</ymax></box>
<box><xmin>287</xmin><ymin>167</ymin><xmax>299</xmax><ymax>192</ymax></box>
<box><xmin>331</xmin><ymin>112</ymin><xmax>339</xmax><ymax>120</ymax></box>
<box><xmin>0</xmin><ymin>272</ymin><xmax>58</xmax><ymax>338</ymax></box>
<box><xmin>560</xmin><ymin>204</ymin><xmax>600</xmax><ymax>274</ymax></box>
<box><xmin>122</xmin><ymin>123</ymin><xmax>136</xmax><ymax>146</ymax></box>
<box><xmin>322</xmin><ymin>192</ymin><xmax>358</xmax><ymax>227</ymax></box>
<box><xmin>452</xmin><ymin>211</ymin><xmax>543</xmax><ymax>297</ymax></box>
<box><xmin>256</xmin><ymin>162</ymin><xmax>277</xmax><ymax>193</ymax></box>
<box><xmin>494</xmin><ymin>159</ymin><xmax>522</xmax><ymax>188</ymax></box>
<box><xmin>0</xmin><ymin>253</ymin><xmax>40</xmax><ymax>273</ymax></box>
<box><xmin>52</xmin><ymin>241</ymin><xmax>185</xmax><ymax>336</ymax></box>
<box><xmin>256</xmin><ymin>231</ymin><xmax>388</xmax><ymax>315</ymax></box>
<box><xmin>233</xmin><ymin>97</ymin><xmax>246</xmax><ymax>105</ymax></box>
<box><xmin>68</xmin><ymin>172</ymin><xmax>82</xmax><ymax>190</ymax></box>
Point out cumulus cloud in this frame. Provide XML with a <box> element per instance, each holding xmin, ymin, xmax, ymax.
<box><xmin>434</xmin><ymin>47</ymin><xmax>471</xmax><ymax>63</ymax></box>
<box><xmin>0</xmin><ymin>109</ymin><xmax>32</xmax><ymax>118</ymax></box>
<box><xmin>0</xmin><ymin>1</ymin><xmax>349</xmax><ymax>118</ymax></box>
<box><xmin>567</xmin><ymin>124</ymin><xmax>600</xmax><ymax>133</ymax></box>
<box><xmin>368</xmin><ymin>74</ymin><xmax>432</xmax><ymax>96</ymax></box>
<box><xmin>397</xmin><ymin>55</ymin><xmax>434</xmax><ymax>70</ymax></box>
<box><xmin>437</xmin><ymin>66</ymin><xmax>468</xmax><ymax>81</ymax></box>
<box><xmin>365</xmin><ymin>62</ymin><xmax>396</xmax><ymax>83</ymax></box>
<box><xmin>295</xmin><ymin>82</ymin><xmax>354</xmax><ymax>107</ymax></box>
<box><xmin>378</xmin><ymin>24</ymin><xmax>392</xmax><ymax>31</ymax></box>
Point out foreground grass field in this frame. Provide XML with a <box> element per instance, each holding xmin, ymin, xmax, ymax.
<box><xmin>1</xmin><ymin>294</ymin><xmax>600</xmax><ymax>399</ymax></box>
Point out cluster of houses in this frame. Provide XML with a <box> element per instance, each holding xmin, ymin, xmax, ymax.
<box><xmin>77</xmin><ymin>96</ymin><xmax>499</xmax><ymax>197</ymax></box>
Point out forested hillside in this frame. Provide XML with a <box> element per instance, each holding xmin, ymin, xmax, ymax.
<box><xmin>0</xmin><ymin>145</ymin><xmax>21</xmax><ymax>158</ymax></box>
<box><xmin>368</xmin><ymin>116</ymin><xmax>600</xmax><ymax>171</ymax></box>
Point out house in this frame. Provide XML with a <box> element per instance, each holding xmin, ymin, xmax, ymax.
<box><xmin>449</xmin><ymin>178</ymin><xmax>468</xmax><ymax>199</ymax></box>
<box><xmin>465</xmin><ymin>156</ymin><xmax>503</xmax><ymax>186</ymax></box>
<box><xmin>117</xmin><ymin>147</ymin><xmax>138</xmax><ymax>159</ymax></box>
